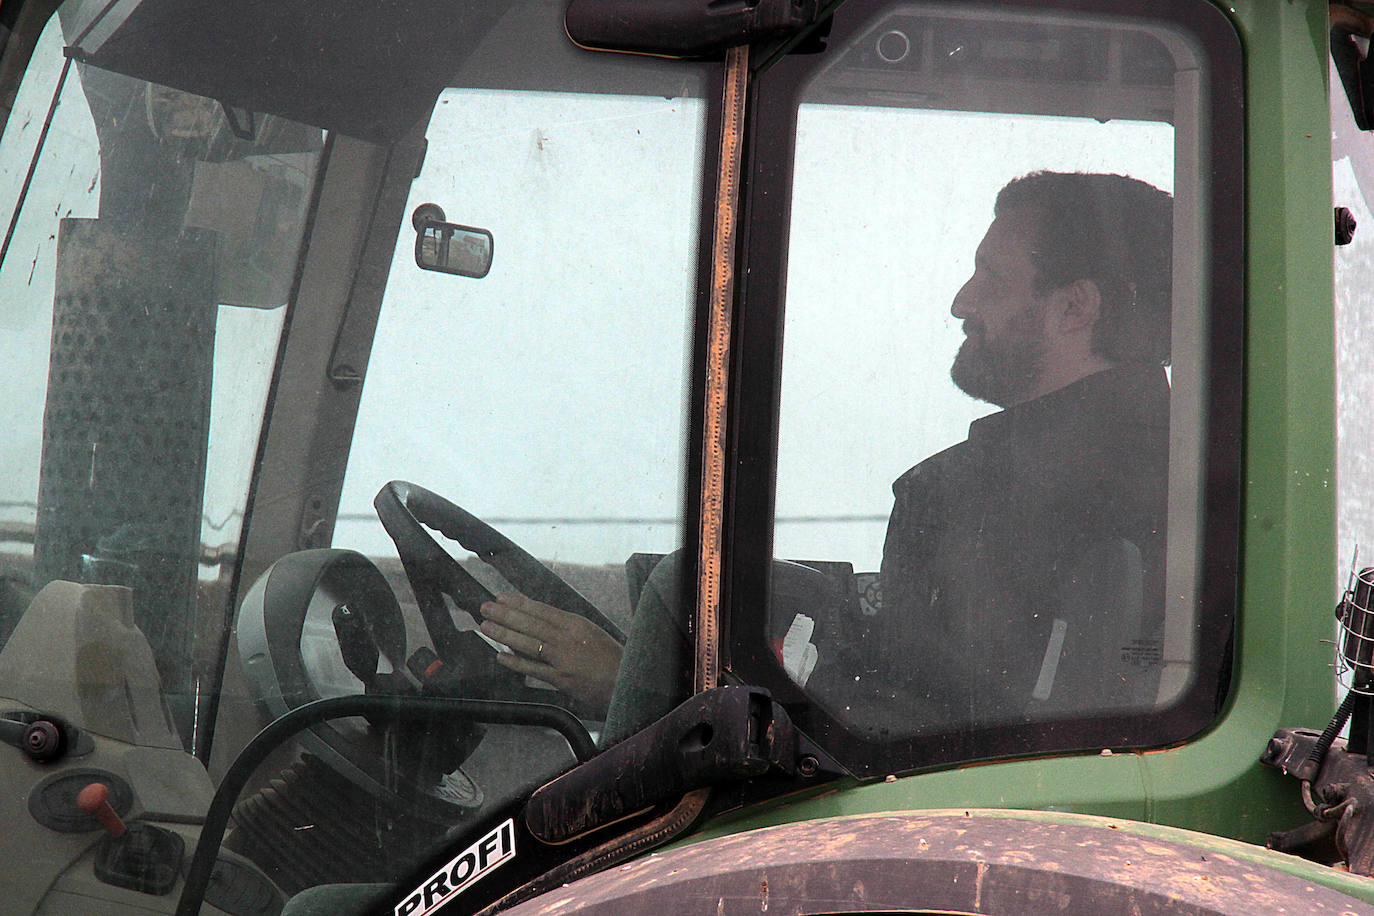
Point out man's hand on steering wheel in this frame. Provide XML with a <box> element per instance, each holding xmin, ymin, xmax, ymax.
<box><xmin>374</xmin><ymin>481</ymin><xmax>626</xmax><ymax>715</ymax></box>
<box><xmin>479</xmin><ymin>592</ymin><xmax>623</xmax><ymax>717</ymax></box>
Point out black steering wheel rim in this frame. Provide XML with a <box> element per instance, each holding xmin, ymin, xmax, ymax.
<box><xmin>373</xmin><ymin>480</ymin><xmax>625</xmax><ymax>666</ymax></box>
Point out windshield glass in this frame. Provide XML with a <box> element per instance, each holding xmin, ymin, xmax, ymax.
<box><xmin>232</xmin><ymin>66</ymin><xmax>706</xmax><ymax>905</ymax></box>
<box><xmin>321</xmin><ymin>79</ymin><xmax>705</xmax><ymax>809</ymax></box>
<box><xmin>0</xmin><ymin>0</ymin><xmax>709</xmax><ymax>910</ymax></box>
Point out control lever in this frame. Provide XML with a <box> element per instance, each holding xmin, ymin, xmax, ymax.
<box><xmin>333</xmin><ymin>602</ymin><xmax>417</xmax><ymax>702</ymax></box>
<box><xmin>332</xmin><ymin>603</ymin><xmax>380</xmax><ymax>689</ymax></box>
<box><xmin>77</xmin><ymin>782</ymin><xmax>127</xmax><ymax>837</ymax></box>
<box><xmin>77</xmin><ymin>781</ymin><xmax>185</xmax><ymax>895</ymax></box>
<box><xmin>333</xmin><ymin>610</ymin><xmax>486</xmax><ymax>773</ymax></box>
<box><xmin>406</xmin><ymin>642</ymin><xmax>524</xmax><ymax>701</ymax></box>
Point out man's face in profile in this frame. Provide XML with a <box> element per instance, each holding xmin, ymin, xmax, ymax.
<box><xmin>949</xmin><ymin>206</ymin><xmax>1051</xmax><ymax>408</ymax></box>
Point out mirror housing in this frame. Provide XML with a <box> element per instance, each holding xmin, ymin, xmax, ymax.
<box><xmin>411</xmin><ymin>203</ymin><xmax>494</xmax><ymax>279</ymax></box>
<box><xmin>565</xmin><ymin>0</ymin><xmax>821</xmax><ymax>59</ymax></box>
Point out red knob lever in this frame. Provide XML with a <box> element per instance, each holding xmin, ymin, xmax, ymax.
<box><xmin>76</xmin><ymin>782</ymin><xmax>126</xmax><ymax>837</ymax></box>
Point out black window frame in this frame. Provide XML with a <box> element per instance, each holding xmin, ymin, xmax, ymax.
<box><xmin>721</xmin><ymin>0</ymin><xmax>1244</xmax><ymax>779</ymax></box>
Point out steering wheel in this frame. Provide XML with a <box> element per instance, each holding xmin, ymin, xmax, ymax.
<box><xmin>373</xmin><ymin>481</ymin><xmax>625</xmax><ymax>672</ymax></box>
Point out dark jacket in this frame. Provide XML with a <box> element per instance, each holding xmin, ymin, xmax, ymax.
<box><xmin>870</xmin><ymin>365</ymin><xmax>1169</xmax><ymax>733</ymax></box>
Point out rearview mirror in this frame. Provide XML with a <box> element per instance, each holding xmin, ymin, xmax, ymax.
<box><xmin>412</xmin><ymin>203</ymin><xmax>493</xmax><ymax>278</ymax></box>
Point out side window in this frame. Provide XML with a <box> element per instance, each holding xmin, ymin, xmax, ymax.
<box><xmin>0</xmin><ymin>21</ymin><xmax>98</xmax><ymax>639</ymax></box>
<box><xmin>1332</xmin><ymin>44</ymin><xmax>1374</xmax><ymax>577</ymax></box>
<box><xmin>0</xmin><ymin>14</ymin><xmax>320</xmax><ymax>741</ymax></box>
<box><xmin>730</xmin><ymin>0</ymin><xmax>1242</xmax><ymax>776</ymax></box>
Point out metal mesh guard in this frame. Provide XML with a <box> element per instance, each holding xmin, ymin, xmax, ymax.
<box><xmin>1337</xmin><ymin>563</ymin><xmax>1374</xmax><ymax>694</ymax></box>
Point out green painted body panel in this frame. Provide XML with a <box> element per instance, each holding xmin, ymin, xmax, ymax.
<box><xmin>688</xmin><ymin>0</ymin><xmax>1364</xmax><ymax>899</ymax></box>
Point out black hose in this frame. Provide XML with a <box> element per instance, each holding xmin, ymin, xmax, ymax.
<box><xmin>175</xmin><ymin>695</ymin><xmax>595</xmax><ymax>916</ymax></box>
<box><xmin>1302</xmin><ymin>688</ymin><xmax>1357</xmax><ymax>779</ymax></box>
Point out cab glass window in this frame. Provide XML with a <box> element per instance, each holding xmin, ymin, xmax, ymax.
<box><xmin>0</xmin><ymin>12</ymin><xmax>321</xmax><ymax>747</ymax></box>
<box><xmin>1332</xmin><ymin>37</ymin><xmax>1374</xmax><ymax>578</ymax></box>
<box><xmin>729</xmin><ymin>0</ymin><xmax>1242</xmax><ymax>775</ymax></box>
<box><xmin>325</xmin><ymin>71</ymin><xmax>708</xmax><ymax>821</ymax></box>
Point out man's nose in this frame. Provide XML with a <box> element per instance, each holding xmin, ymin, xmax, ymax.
<box><xmin>951</xmin><ymin>280</ymin><xmax>975</xmax><ymax>319</ymax></box>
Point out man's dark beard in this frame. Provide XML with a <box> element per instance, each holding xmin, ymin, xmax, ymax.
<box><xmin>949</xmin><ymin>305</ymin><xmax>1048</xmax><ymax>407</ymax></box>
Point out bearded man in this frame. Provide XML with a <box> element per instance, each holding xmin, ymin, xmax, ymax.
<box><xmin>875</xmin><ymin>171</ymin><xmax>1173</xmax><ymax>732</ymax></box>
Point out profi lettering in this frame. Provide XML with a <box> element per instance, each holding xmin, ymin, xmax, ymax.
<box><xmin>422</xmin><ymin>873</ymin><xmax>451</xmax><ymax>911</ymax></box>
<box><xmin>396</xmin><ymin>819</ymin><xmax>516</xmax><ymax>916</ymax></box>
<box><xmin>450</xmin><ymin>850</ymin><xmax>478</xmax><ymax>886</ymax></box>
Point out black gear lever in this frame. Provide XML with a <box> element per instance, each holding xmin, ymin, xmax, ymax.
<box><xmin>331</xmin><ymin>603</ymin><xmax>381</xmax><ymax>689</ymax></box>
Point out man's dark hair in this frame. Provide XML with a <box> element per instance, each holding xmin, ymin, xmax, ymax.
<box><xmin>995</xmin><ymin>171</ymin><xmax>1173</xmax><ymax>366</ymax></box>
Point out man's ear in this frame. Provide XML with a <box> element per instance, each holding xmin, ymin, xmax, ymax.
<box><xmin>1049</xmin><ymin>278</ymin><xmax>1102</xmax><ymax>334</ymax></box>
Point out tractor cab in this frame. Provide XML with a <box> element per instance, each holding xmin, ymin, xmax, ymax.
<box><xmin>0</xmin><ymin>1</ymin><xmax>1367</xmax><ymax>914</ymax></box>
